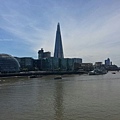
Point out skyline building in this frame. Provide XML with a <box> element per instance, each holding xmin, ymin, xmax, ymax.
<box><xmin>54</xmin><ymin>23</ymin><xmax>64</xmax><ymax>58</ymax></box>
<box><xmin>38</xmin><ymin>48</ymin><xmax>51</xmax><ymax>59</ymax></box>
<box><xmin>105</xmin><ymin>58</ymin><xmax>112</xmax><ymax>66</ymax></box>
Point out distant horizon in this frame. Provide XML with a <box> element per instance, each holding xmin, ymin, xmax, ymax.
<box><xmin>0</xmin><ymin>0</ymin><xmax>120</xmax><ymax>66</ymax></box>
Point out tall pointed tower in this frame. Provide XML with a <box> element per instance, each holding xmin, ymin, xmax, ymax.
<box><xmin>54</xmin><ymin>23</ymin><xmax>64</xmax><ymax>58</ymax></box>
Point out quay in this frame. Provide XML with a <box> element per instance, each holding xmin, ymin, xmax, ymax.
<box><xmin>0</xmin><ymin>71</ymin><xmax>86</xmax><ymax>77</ymax></box>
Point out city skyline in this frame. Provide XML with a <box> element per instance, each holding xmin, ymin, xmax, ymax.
<box><xmin>0</xmin><ymin>0</ymin><xmax>120</xmax><ymax>65</ymax></box>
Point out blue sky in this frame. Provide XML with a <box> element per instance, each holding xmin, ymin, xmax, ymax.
<box><xmin>0</xmin><ymin>0</ymin><xmax>120</xmax><ymax>65</ymax></box>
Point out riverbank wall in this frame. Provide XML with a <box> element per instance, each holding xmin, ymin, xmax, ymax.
<box><xmin>0</xmin><ymin>71</ymin><xmax>87</xmax><ymax>77</ymax></box>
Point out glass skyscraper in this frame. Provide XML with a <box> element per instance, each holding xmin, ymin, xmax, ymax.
<box><xmin>54</xmin><ymin>23</ymin><xmax>64</xmax><ymax>58</ymax></box>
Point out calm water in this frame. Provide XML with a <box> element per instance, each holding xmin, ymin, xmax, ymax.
<box><xmin>1</xmin><ymin>72</ymin><xmax>120</xmax><ymax>120</ymax></box>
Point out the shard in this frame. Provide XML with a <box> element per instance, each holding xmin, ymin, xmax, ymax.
<box><xmin>54</xmin><ymin>23</ymin><xmax>64</xmax><ymax>58</ymax></box>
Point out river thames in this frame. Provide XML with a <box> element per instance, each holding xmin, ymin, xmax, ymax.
<box><xmin>0</xmin><ymin>71</ymin><xmax>120</xmax><ymax>120</ymax></box>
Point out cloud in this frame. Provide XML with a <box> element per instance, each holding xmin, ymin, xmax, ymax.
<box><xmin>0</xmin><ymin>0</ymin><xmax>120</xmax><ymax>65</ymax></box>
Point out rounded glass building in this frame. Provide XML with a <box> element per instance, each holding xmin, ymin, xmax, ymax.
<box><xmin>0</xmin><ymin>54</ymin><xmax>20</xmax><ymax>73</ymax></box>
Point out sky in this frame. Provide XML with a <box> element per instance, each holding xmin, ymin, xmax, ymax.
<box><xmin>0</xmin><ymin>0</ymin><xmax>120</xmax><ymax>66</ymax></box>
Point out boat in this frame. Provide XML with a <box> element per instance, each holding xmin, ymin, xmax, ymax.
<box><xmin>28</xmin><ymin>75</ymin><xmax>42</xmax><ymax>78</ymax></box>
<box><xmin>29</xmin><ymin>75</ymin><xmax>37</xmax><ymax>78</ymax></box>
<box><xmin>112</xmin><ymin>72</ymin><xmax>116</xmax><ymax>74</ymax></box>
<box><xmin>89</xmin><ymin>68</ymin><xmax>107</xmax><ymax>75</ymax></box>
<box><xmin>54</xmin><ymin>76</ymin><xmax>62</xmax><ymax>79</ymax></box>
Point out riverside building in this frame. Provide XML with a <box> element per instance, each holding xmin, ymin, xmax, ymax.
<box><xmin>38</xmin><ymin>48</ymin><xmax>51</xmax><ymax>59</ymax></box>
<box><xmin>0</xmin><ymin>54</ymin><xmax>20</xmax><ymax>73</ymax></box>
<box><xmin>54</xmin><ymin>23</ymin><xmax>64</xmax><ymax>58</ymax></box>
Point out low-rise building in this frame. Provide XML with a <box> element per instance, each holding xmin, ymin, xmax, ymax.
<box><xmin>95</xmin><ymin>62</ymin><xmax>102</xmax><ymax>67</ymax></box>
<box><xmin>67</xmin><ymin>58</ymin><xmax>74</xmax><ymax>71</ymax></box>
<box><xmin>81</xmin><ymin>63</ymin><xmax>94</xmax><ymax>71</ymax></box>
<box><xmin>44</xmin><ymin>57</ymin><xmax>59</xmax><ymax>71</ymax></box>
<box><xmin>15</xmin><ymin>57</ymin><xmax>34</xmax><ymax>71</ymax></box>
<box><xmin>60</xmin><ymin>58</ymin><xmax>67</xmax><ymax>71</ymax></box>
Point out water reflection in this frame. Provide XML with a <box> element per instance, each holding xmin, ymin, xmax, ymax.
<box><xmin>54</xmin><ymin>80</ymin><xmax>64</xmax><ymax>120</ymax></box>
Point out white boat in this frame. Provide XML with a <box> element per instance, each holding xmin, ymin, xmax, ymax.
<box><xmin>89</xmin><ymin>68</ymin><xmax>107</xmax><ymax>75</ymax></box>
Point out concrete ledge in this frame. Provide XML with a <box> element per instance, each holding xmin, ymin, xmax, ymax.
<box><xmin>0</xmin><ymin>71</ymin><xmax>87</xmax><ymax>77</ymax></box>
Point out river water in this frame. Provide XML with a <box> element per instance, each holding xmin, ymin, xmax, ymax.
<box><xmin>0</xmin><ymin>71</ymin><xmax>120</xmax><ymax>120</ymax></box>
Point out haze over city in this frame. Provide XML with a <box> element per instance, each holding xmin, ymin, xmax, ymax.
<box><xmin>0</xmin><ymin>0</ymin><xmax>120</xmax><ymax>66</ymax></box>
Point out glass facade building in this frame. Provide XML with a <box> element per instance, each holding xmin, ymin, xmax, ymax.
<box><xmin>54</xmin><ymin>23</ymin><xmax>64</xmax><ymax>58</ymax></box>
<box><xmin>0</xmin><ymin>54</ymin><xmax>20</xmax><ymax>73</ymax></box>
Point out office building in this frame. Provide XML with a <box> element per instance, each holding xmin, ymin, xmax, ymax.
<box><xmin>54</xmin><ymin>23</ymin><xmax>64</xmax><ymax>58</ymax></box>
<box><xmin>105</xmin><ymin>58</ymin><xmax>111</xmax><ymax>66</ymax></box>
<box><xmin>38</xmin><ymin>48</ymin><xmax>51</xmax><ymax>59</ymax></box>
<box><xmin>0</xmin><ymin>54</ymin><xmax>20</xmax><ymax>73</ymax></box>
<box><xmin>15</xmin><ymin>57</ymin><xmax>34</xmax><ymax>71</ymax></box>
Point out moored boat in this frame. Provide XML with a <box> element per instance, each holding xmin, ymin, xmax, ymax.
<box><xmin>89</xmin><ymin>68</ymin><xmax>107</xmax><ymax>75</ymax></box>
<box><xmin>112</xmin><ymin>72</ymin><xmax>116</xmax><ymax>74</ymax></box>
<box><xmin>29</xmin><ymin>75</ymin><xmax>37</xmax><ymax>78</ymax></box>
<box><xmin>54</xmin><ymin>76</ymin><xmax>62</xmax><ymax>79</ymax></box>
